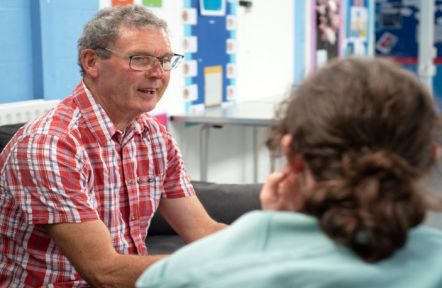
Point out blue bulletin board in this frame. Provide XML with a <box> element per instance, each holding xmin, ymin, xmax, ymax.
<box><xmin>182</xmin><ymin>0</ymin><xmax>237</xmax><ymax>111</ymax></box>
<box><xmin>374</xmin><ymin>0</ymin><xmax>442</xmax><ymax>106</ymax></box>
<box><xmin>374</xmin><ymin>0</ymin><xmax>419</xmax><ymax>57</ymax></box>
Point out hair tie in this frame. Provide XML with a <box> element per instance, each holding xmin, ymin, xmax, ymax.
<box><xmin>355</xmin><ymin>229</ymin><xmax>371</xmax><ymax>246</ymax></box>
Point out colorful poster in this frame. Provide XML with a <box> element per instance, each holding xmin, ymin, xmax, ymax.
<box><xmin>350</xmin><ymin>6</ymin><xmax>368</xmax><ymax>40</ymax></box>
<box><xmin>112</xmin><ymin>0</ymin><xmax>133</xmax><ymax>7</ymax></box>
<box><xmin>143</xmin><ymin>0</ymin><xmax>162</xmax><ymax>7</ymax></box>
<box><xmin>315</xmin><ymin>0</ymin><xmax>341</xmax><ymax>64</ymax></box>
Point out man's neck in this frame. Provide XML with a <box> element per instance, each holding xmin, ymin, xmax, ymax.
<box><xmin>82</xmin><ymin>78</ymin><xmax>133</xmax><ymax>131</ymax></box>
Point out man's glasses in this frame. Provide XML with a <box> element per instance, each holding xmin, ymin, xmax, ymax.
<box><xmin>98</xmin><ymin>47</ymin><xmax>184</xmax><ymax>71</ymax></box>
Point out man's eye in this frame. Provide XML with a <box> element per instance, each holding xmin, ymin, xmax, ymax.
<box><xmin>131</xmin><ymin>56</ymin><xmax>151</xmax><ymax>65</ymax></box>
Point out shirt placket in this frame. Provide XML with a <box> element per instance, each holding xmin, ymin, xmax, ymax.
<box><xmin>121</xmin><ymin>133</ymin><xmax>145</xmax><ymax>254</ymax></box>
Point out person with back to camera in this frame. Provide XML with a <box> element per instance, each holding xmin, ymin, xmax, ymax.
<box><xmin>137</xmin><ymin>57</ymin><xmax>442</xmax><ymax>288</ymax></box>
<box><xmin>0</xmin><ymin>5</ymin><xmax>226</xmax><ymax>287</ymax></box>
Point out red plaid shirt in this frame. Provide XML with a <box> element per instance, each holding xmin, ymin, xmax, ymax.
<box><xmin>0</xmin><ymin>82</ymin><xmax>194</xmax><ymax>287</ymax></box>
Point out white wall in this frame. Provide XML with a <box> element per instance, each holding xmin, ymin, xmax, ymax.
<box><xmin>235</xmin><ymin>0</ymin><xmax>295</xmax><ymax>102</ymax></box>
<box><xmin>169</xmin><ymin>0</ymin><xmax>295</xmax><ymax>184</ymax></box>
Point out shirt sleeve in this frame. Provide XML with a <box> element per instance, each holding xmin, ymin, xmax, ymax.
<box><xmin>161</xmin><ymin>128</ymin><xmax>195</xmax><ymax>199</ymax></box>
<box><xmin>5</xmin><ymin>133</ymin><xmax>99</xmax><ymax>224</ymax></box>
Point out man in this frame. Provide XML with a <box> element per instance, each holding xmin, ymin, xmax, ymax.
<box><xmin>0</xmin><ymin>6</ymin><xmax>225</xmax><ymax>287</ymax></box>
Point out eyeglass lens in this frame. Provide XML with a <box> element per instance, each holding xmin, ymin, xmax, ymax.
<box><xmin>130</xmin><ymin>55</ymin><xmax>182</xmax><ymax>71</ymax></box>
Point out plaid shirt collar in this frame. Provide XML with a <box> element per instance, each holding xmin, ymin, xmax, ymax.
<box><xmin>72</xmin><ymin>81</ymin><xmax>150</xmax><ymax>146</ymax></box>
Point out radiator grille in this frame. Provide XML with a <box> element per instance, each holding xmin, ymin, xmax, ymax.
<box><xmin>0</xmin><ymin>100</ymin><xmax>59</xmax><ymax>125</ymax></box>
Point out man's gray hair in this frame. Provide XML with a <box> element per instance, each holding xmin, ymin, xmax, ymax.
<box><xmin>77</xmin><ymin>5</ymin><xmax>168</xmax><ymax>76</ymax></box>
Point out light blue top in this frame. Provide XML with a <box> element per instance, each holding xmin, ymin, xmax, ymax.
<box><xmin>137</xmin><ymin>211</ymin><xmax>442</xmax><ymax>288</ymax></box>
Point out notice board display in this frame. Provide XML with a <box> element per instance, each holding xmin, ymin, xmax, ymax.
<box><xmin>182</xmin><ymin>0</ymin><xmax>237</xmax><ymax>111</ymax></box>
<box><xmin>374</xmin><ymin>0</ymin><xmax>442</xmax><ymax>104</ymax></box>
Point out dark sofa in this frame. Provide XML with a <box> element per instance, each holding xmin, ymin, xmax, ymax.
<box><xmin>0</xmin><ymin>123</ymin><xmax>262</xmax><ymax>254</ymax></box>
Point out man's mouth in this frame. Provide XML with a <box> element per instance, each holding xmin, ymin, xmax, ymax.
<box><xmin>138</xmin><ymin>88</ymin><xmax>157</xmax><ymax>95</ymax></box>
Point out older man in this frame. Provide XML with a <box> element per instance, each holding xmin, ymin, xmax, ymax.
<box><xmin>0</xmin><ymin>5</ymin><xmax>225</xmax><ymax>287</ymax></box>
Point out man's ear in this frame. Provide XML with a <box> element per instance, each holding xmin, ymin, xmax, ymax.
<box><xmin>281</xmin><ymin>134</ymin><xmax>304</xmax><ymax>173</ymax></box>
<box><xmin>80</xmin><ymin>49</ymin><xmax>100</xmax><ymax>78</ymax></box>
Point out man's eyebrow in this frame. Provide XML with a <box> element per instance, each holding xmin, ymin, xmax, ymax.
<box><xmin>130</xmin><ymin>50</ymin><xmax>174</xmax><ymax>58</ymax></box>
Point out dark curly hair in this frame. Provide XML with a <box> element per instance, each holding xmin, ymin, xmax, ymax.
<box><xmin>267</xmin><ymin>57</ymin><xmax>442</xmax><ymax>262</ymax></box>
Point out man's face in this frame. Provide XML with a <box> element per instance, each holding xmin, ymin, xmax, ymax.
<box><xmin>94</xmin><ymin>26</ymin><xmax>172</xmax><ymax>122</ymax></box>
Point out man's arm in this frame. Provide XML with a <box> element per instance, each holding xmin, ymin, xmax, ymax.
<box><xmin>158</xmin><ymin>194</ymin><xmax>227</xmax><ymax>243</ymax></box>
<box><xmin>45</xmin><ymin>220</ymin><xmax>166</xmax><ymax>288</ymax></box>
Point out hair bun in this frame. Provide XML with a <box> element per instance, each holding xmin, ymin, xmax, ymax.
<box><xmin>341</xmin><ymin>149</ymin><xmax>419</xmax><ymax>186</ymax></box>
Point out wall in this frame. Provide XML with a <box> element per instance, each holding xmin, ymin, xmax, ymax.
<box><xmin>0</xmin><ymin>0</ymin><xmax>38</xmax><ymax>102</ymax></box>
<box><xmin>170</xmin><ymin>0</ymin><xmax>295</xmax><ymax>184</ymax></box>
<box><xmin>0</xmin><ymin>0</ymin><xmax>98</xmax><ymax>104</ymax></box>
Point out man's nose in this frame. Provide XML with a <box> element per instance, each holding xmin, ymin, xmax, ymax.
<box><xmin>146</xmin><ymin>60</ymin><xmax>165</xmax><ymax>78</ymax></box>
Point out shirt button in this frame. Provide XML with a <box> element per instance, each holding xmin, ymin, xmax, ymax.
<box><xmin>131</xmin><ymin>215</ymin><xmax>136</xmax><ymax>221</ymax></box>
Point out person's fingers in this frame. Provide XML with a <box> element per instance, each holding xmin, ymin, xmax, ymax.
<box><xmin>262</xmin><ymin>171</ymin><xmax>287</xmax><ymax>196</ymax></box>
<box><xmin>260</xmin><ymin>171</ymin><xmax>288</xmax><ymax>209</ymax></box>
<box><xmin>278</xmin><ymin>173</ymin><xmax>302</xmax><ymax>211</ymax></box>
<box><xmin>278</xmin><ymin>172</ymin><xmax>298</xmax><ymax>197</ymax></box>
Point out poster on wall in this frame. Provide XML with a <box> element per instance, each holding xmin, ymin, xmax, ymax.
<box><xmin>183</xmin><ymin>0</ymin><xmax>236</xmax><ymax>111</ymax></box>
<box><xmin>143</xmin><ymin>0</ymin><xmax>162</xmax><ymax>7</ymax></box>
<box><xmin>314</xmin><ymin>0</ymin><xmax>341</xmax><ymax>67</ymax></box>
<box><xmin>204</xmin><ymin>66</ymin><xmax>223</xmax><ymax>106</ymax></box>
<box><xmin>112</xmin><ymin>0</ymin><xmax>133</xmax><ymax>7</ymax></box>
<box><xmin>347</xmin><ymin>0</ymin><xmax>369</xmax><ymax>56</ymax></box>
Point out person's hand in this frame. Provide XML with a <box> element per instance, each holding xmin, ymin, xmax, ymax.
<box><xmin>260</xmin><ymin>168</ymin><xmax>302</xmax><ymax>212</ymax></box>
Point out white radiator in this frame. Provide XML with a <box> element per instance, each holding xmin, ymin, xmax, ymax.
<box><xmin>0</xmin><ymin>100</ymin><xmax>60</xmax><ymax>125</ymax></box>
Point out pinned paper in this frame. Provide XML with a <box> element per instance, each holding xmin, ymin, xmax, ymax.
<box><xmin>204</xmin><ymin>66</ymin><xmax>223</xmax><ymax>107</ymax></box>
<box><xmin>183</xmin><ymin>60</ymin><xmax>198</xmax><ymax>77</ymax></box>
<box><xmin>226</xmin><ymin>15</ymin><xmax>237</xmax><ymax>30</ymax></box>
<box><xmin>183</xmin><ymin>84</ymin><xmax>198</xmax><ymax>101</ymax></box>
<box><xmin>182</xmin><ymin>8</ymin><xmax>197</xmax><ymax>25</ymax></box>
<box><xmin>376</xmin><ymin>32</ymin><xmax>398</xmax><ymax>54</ymax></box>
<box><xmin>226</xmin><ymin>63</ymin><xmax>236</xmax><ymax>79</ymax></box>
<box><xmin>226</xmin><ymin>39</ymin><xmax>236</xmax><ymax>54</ymax></box>
<box><xmin>227</xmin><ymin>85</ymin><xmax>236</xmax><ymax>101</ymax></box>
<box><xmin>183</xmin><ymin>36</ymin><xmax>198</xmax><ymax>53</ymax></box>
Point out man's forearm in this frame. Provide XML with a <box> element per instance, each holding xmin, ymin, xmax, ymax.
<box><xmin>84</xmin><ymin>253</ymin><xmax>168</xmax><ymax>288</ymax></box>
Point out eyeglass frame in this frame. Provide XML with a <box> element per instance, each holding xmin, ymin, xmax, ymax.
<box><xmin>96</xmin><ymin>47</ymin><xmax>184</xmax><ymax>71</ymax></box>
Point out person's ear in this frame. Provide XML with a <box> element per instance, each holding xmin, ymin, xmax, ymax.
<box><xmin>433</xmin><ymin>143</ymin><xmax>441</xmax><ymax>160</ymax></box>
<box><xmin>80</xmin><ymin>49</ymin><xmax>100</xmax><ymax>78</ymax></box>
<box><xmin>281</xmin><ymin>134</ymin><xmax>304</xmax><ymax>173</ymax></box>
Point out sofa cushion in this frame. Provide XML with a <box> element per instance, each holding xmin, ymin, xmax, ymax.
<box><xmin>0</xmin><ymin>123</ymin><xmax>25</xmax><ymax>153</ymax></box>
<box><xmin>147</xmin><ymin>235</ymin><xmax>186</xmax><ymax>255</ymax></box>
<box><xmin>148</xmin><ymin>181</ymin><xmax>262</xmax><ymax>236</ymax></box>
